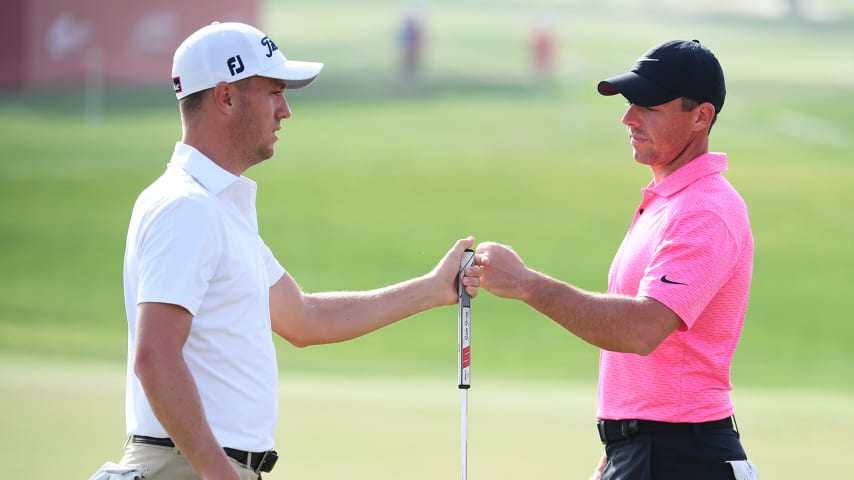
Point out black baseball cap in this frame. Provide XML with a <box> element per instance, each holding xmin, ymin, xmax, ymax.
<box><xmin>597</xmin><ymin>39</ymin><xmax>726</xmax><ymax>114</ymax></box>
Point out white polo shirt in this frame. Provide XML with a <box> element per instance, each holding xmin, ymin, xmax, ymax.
<box><xmin>123</xmin><ymin>142</ymin><xmax>286</xmax><ymax>451</ymax></box>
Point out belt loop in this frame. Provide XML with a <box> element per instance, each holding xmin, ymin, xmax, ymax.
<box><xmin>255</xmin><ymin>451</ymin><xmax>269</xmax><ymax>474</ymax></box>
<box><xmin>732</xmin><ymin>415</ymin><xmax>740</xmax><ymax>437</ymax></box>
<box><xmin>621</xmin><ymin>419</ymin><xmax>638</xmax><ymax>439</ymax></box>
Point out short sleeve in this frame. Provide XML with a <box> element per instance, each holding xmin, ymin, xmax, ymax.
<box><xmin>258</xmin><ymin>236</ymin><xmax>285</xmax><ymax>287</ymax></box>
<box><xmin>639</xmin><ymin>211</ymin><xmax>739</xmax><ymax>328</ymax></box>
<box><xmin>136</xmin><ymin>197</ymin><xmax>220</xmax><ymax>316</ymax></box>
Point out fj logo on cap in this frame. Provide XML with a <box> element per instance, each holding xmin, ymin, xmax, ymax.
<box><xmin>227</xmin><ymin>55</ymin><xmax>245</xmax><ymax>76</ymax></box>
<box><xmin>172</xmin><ymin>76</ymin><xmax>182</xmax><ymax>93</ymax></box>
<box><xmin>261</xmin><ymin>36</ymin><xmax>278</xmax><ymax>58</ymax></box>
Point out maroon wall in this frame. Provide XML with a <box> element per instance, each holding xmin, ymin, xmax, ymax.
<box><xmin>0</xmin><ymin>0</ymin><xmax>258</xmax><ymax>88</ymax></box>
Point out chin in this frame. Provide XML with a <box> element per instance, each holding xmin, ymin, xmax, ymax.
<box><xmin>632</xmin><ymin>151</ymin><xmax>654</xmax><ymax>166</ymax></box>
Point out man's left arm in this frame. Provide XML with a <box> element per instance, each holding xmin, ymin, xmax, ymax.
<box><xmin>269</xmin><ymin>237</ymin><xmax>480</xmax><ymax>347</ymax></box>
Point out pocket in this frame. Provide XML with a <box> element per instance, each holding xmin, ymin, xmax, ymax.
<box><xmin>228</xmin><ymin>458</ymin><xmax>259</xmax><ymax>480</ymax></box>
<box><xmin>603</xmin><ymin>436</ymin><xmax>653</xmax><ymax>480</ymax></box>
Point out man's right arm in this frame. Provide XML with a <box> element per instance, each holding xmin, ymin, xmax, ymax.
<box><xmin>475</xmin><ymin>241</ymin><xmax>682</xmax><ymax>355</ymax></box>
<box><xmin>134</xmin><ymin>302</ymin><xmax>239</xmax><ymax>480</ymax></box>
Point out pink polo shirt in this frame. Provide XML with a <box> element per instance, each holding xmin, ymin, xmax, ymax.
<box><xmin>599</xmin><ymin>152</ymin><xmax>753</xmax><ymax>423</ymax></box>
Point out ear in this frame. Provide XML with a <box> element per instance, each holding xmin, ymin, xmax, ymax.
<box><xmin>211</xmin><ymin>82</ymin><xmax>235</xmax><ymax>114</ymax></box>
<box><xmin>693</xmin><ymin>102</ymin><xmax>716</xmax><ymax>133</ymax></box>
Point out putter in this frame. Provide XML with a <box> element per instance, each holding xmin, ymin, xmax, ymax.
<box><xmin>457</xmin><ymin>248</ymin><xmax>475</xmax><ymax>480</ymax></box>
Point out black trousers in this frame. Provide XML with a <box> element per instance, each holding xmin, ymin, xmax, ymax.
<box><xmin>602</xmin><ymin>426</ymin><xmax>747</xmax><ymax>480</ymax></box>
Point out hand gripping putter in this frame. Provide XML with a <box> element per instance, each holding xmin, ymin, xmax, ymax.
<box><xmin>457</xmin><ymin>248</ymin><xmax>475</xmax><ymax>480</ymax></box>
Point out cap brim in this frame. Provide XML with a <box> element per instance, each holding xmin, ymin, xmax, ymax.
<box><xmin>597</xmin><ymin>72</ymin><xmax>678</xmax><ymax>107</ymax></box>
<box><xmin>258</xmin><ymin>59</ymin><xmax>324</xmax><ymax>89</ymax></box>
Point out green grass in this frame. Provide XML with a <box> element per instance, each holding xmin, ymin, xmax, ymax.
<box><xmin>1</xmin><ymin>1</ymin><xmax>853</xmax><ymax>477</ymax></box>
<box><xmin>3</xmin><ymin>358</ymin><xmax>853</xmax><ymax>479</ymax></box>
<box><xmin>2</xmin><ymin>0</ymin><xmax>853</xmax><ymax>388</ymax></box>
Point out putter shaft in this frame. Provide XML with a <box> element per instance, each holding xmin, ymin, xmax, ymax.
<box><xmin>457</xmin><ymin>249</ymin><xmax>475</xmax><ymax>480</ymax></box>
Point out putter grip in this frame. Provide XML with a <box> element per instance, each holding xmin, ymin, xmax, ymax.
<box><xmin>458</xmin><ymin>249</ymin><xmax>475</xmax><ymax>306</ymax></box>
<box><xmin>458</xmin><ymin>249</ymin><xmax>475</xmax><ymax>389</ymax></box>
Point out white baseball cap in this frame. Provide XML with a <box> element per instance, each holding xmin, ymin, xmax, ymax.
<box><xmin>171</xmin><ymin>21</ymin><xmax>324</xmax><ymax>99</ymax></box>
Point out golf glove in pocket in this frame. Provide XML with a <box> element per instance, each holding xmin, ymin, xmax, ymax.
<box><xmin>727</xmin><ymin>460</ymin><xmax>759</xmax><ymax>480</ymax></box>
<box><xmin>88</xmin><ymin>462</ymin><xmax>143</xmax><ymax>480</ymax></box>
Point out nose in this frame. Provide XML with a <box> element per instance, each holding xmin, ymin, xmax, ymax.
<box><xmin>622</xmin><ymin>104</ymin><xmax>640</xmax><ymax>127</ymax></box>
<box><xmin>278</xmin><ymin>95</ymin><xmax>291</xmax><ymax>120</ymax></box>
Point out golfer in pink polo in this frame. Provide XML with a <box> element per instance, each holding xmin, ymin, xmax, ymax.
<box><xmin>474</xmin><ymin>39</ymin><xmax>758</xmax><ymax>479</ymax></box>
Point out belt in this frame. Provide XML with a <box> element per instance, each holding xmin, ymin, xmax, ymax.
<box><xmin>130</xmin><ymin>435</ymin><xmax>278</xmax><ymax>473</ymax></box>
<box><xmin>597</xmin><ymin>417</ymin><xmax>736</xmax><ymax>445</ymax></box>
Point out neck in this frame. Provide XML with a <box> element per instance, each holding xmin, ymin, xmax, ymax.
<box><xmin>650</xmin><ymin>137</ymin><xmax>709</xmax><ymax>187</ymax></box>
<box><xmin>182</xmin><ymin>128</ymin><xmax>246</xmax><ymax>177</ymax></box>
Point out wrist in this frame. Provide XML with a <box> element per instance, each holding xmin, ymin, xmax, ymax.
<box><xmin>517</xmin><ymin>267</ymin><xmax>541</xmax><ymax>304</ymax></box>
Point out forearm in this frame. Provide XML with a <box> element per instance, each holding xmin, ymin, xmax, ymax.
<box><xmin>522</xmin><ymin>271</ymin><xmax>671</xmax><ymax>355</ymax></box>
<box><xmin>273</xmin><ymin>237</ymin><xmax>477</xmax><ymax>347</ymax></box>
<box><xmin>289</xmin><ymin>273</ymin><xmax>444</xmax><ymax>346</ymax></box>
<box><xmin>135</xmin><ymin>353</ymin><xmax>236</xmax><ymax>479</ymax></box>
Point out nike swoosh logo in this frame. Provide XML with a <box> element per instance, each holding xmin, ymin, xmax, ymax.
<box><xmin>660</xmin><ymin>275</ymin><xmax>687</xmax><ymax>285</ymax></box>
<box><xmin>637</xmin><ymin>57</ymin><xmax>659</xmax><ymax>62</ymax></box>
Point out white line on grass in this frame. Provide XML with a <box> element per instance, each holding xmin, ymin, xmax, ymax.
<box><xmin>773</xmin><ymin>110</ymin><xmax>852</xmax><ymax>148</ymax></box>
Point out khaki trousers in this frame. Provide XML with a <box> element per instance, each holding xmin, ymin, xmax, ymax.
<box><xmin>119</xmin><ymin>442</ymin><xmax>259</xmax><ymax>480</ymax></box>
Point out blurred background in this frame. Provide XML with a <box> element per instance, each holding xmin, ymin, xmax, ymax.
<box><xmin>1</xmin><ymin>0</ymin><xmax>852</xmax><ymax>478</ymax></box>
